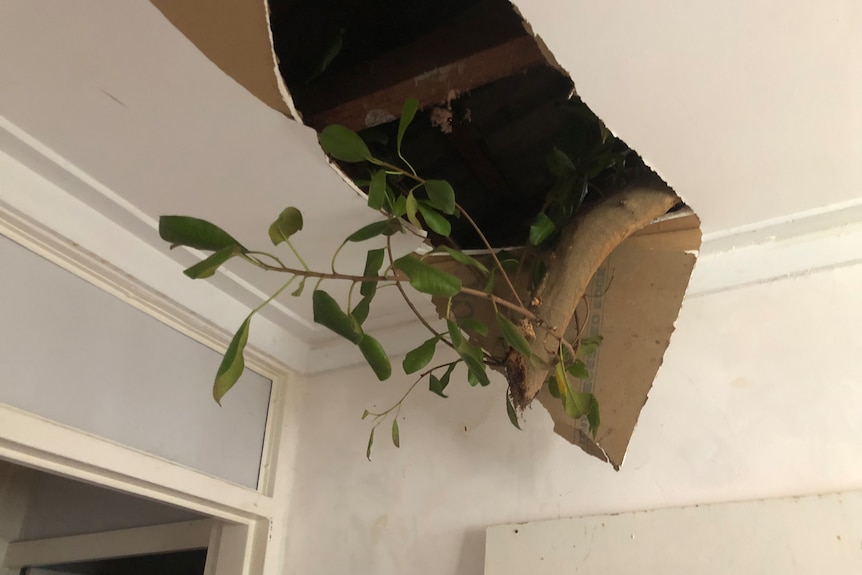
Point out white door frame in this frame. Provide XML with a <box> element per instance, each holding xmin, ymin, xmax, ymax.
<box><xmin>0</xmin><ymin>194</ymin><xmax>299</xmax><ymax>574</ymax></box>
<box><xmin>4</xmin><ymin>520</ymin><xmax>214</xmax><ymax>568</ymax></box>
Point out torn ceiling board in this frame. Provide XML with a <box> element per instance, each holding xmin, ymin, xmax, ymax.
<box><xmin>149</xmin><ymin>0</ymin><xmax>702</xmax><ymax>466</ymax></box>
<box><xmin>430</xmin><ymin>215</ymin><xmax>701</xmax><ymax>467</ymax></box>
<box><xmin>150</xmin><ymin>0</ymin><xmax>295</xmax><ymax>117</ymax></box>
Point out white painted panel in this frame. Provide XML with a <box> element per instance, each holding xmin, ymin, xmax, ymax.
<box><xmin>0</xmin><ymin>236</ymin><xmax>271</xmax><ymax>487</ymax></box>
<box><xmin>486</xmin><ymin>491</ymin><xmax>862</xmax><ymax>574</ymax></box>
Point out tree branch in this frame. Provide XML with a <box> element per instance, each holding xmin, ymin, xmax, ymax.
<box><xmin>508</xmin><ymin>180</ymin><xmax>680</xmax><ymax>409</ymax></box>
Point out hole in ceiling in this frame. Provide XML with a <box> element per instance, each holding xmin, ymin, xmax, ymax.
<box><xmin>268</xmin><ymin>0</ymin><xmax>688</xmax><ymax>249</ymax></box>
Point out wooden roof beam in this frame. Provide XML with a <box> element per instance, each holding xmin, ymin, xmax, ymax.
<box><xmin>298</xmin><ymin>2</ymin><xmax>550</xmax><ymax>131</ymax></box>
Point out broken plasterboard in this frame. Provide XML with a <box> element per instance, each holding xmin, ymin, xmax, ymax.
<box><xmin>431</xmin><ymin>214</ymin><xmax>701</xmax><ymax>468</ymax></box>
<box><xmin>150</xmin><ymin>0</ymin><xmax>295</xmax><ymax>117</ymax></box>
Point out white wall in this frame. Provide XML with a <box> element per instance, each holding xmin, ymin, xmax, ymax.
<box><xmin>282</xmin><ymin>262</ymin><xmax>862</xmax><ymax>574</ymax></box>
<box><xmin>0</xmin><ymin>236</ymin><xmax>272</xmax><ymax>488</ymax></box>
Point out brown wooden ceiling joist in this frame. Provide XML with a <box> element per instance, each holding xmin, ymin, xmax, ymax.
<box><xmin>298</xmin><ymin>1</ymin><xmax>549</xmax><ymax>131</ymax></box>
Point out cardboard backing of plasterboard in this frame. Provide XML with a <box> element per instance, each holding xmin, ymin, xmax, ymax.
<box><xmin>535</xmin><ymin>215</ymin><xmax>701</xmax><ymax>468</ymax></box>
<box><xmin>150</xmin><ymin>0</ymin><xmax>293</xmax><ymax>117</ymax></box>
<box><xmin>430</xmin><ymin>214</ymin><xmax>701</xmax><ymax>468</ymax></box>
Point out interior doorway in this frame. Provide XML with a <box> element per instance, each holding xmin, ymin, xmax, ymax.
<box><xmin>22</xmin><ymin>549</ymin><xmax>207</xmax><ymax>575</ymax></box>
<box><xmin>0</xmin><ymin>459</ymin><xmax>244</xmax><ymax>575</ymax></box>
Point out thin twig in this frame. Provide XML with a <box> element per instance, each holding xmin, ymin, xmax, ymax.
<box><xmin>459</xmin><ymin>287</ymin><xmax>536</xmax><ymax>320</ymax></box>
<box><xmin>559</xmin><ymin>336</ymin><xmax>578</xmax><ymax>364</ymax></box>
<box><xmin>571</xmin><ymin>294</ymin><xmax>591</xmax><ymax>352</ymax></box>
<box><xmin>367</xmin><ymin>360</ymin><xmax>460</xmax><ymax>419</ymax></box>
<box><xmin>387</xmin><ymin>236</ymin><xmax>451</xmax><ymax>348</ymax></box>
<box><xmin>242</xmin><ymin>254</ymin><xmax>393</xmax><ymax>283</ymax></box>
<box><xmin>246</xmin><ymin>250</ymin><xmax>287</xmax><ymax>268</ymax></box>
<box><xmin>456</xmin><ymin>202</ymin><xmax>525</xmax><ymax>309</ymax></box>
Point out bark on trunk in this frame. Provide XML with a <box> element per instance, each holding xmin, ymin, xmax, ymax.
<box><xmin>508</xmin><ymin>180</ymin><xmax>680</xmax><ymax>408</ymax></box>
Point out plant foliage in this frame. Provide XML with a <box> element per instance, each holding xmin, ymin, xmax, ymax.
<box><xmin>159</xmin><ymin>98</ymin><xmax>621</xmax><ymax>458</ymax></box>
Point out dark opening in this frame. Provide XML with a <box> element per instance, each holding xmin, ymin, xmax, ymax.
<box><xmin>268</xmin><ymin>0</ymin><xmax>664</xmax><ymax>249</ymax></box>
<box><xmin>23</xmin><ymin>549</ymin><xmax>207</xmax><ymax>575</ymax></box>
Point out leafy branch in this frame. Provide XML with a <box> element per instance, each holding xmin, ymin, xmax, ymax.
<box><xmin>155</xmin><ymin>97</ymin><xmax>660</xmax><ymax>457</ymax></box>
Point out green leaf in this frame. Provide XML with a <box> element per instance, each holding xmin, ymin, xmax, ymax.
<box><xmin>392</xmin><ymin>195</ymin><xmax>407</xmax><ymax>217</ymax></box>
<box><xmin>586</xmin><ymin>396</ymin><xmax>600</xmax><ymax>437</ymax></box>
<box><xmin>397</xmin><ymin>97</ymin><xmax>419</xmax><ymax>155</ymax></box>
<box><xmin>567</xmin><ymin>360</ymin><xmax>590</xmax><ymax>380</ymax></box>
<box><xmin>268</xmin><ymin>207</ymin><xmax>303</xmax><ymax>245</ymax></box>
<box><xmin>429</xmin><ymin>363</ymin><xmax>457</xmax><ymax>398</ymax></box>
<box><xmin>506</xmin><ymin>393</ymin><xmax>522</xmax><ymax>430</ymax></box>
<box><xmin>429</xmin><ymin>375</ymin><xmax>447</xmax><ymax>398</ymax></box>
<box><xmin>351</xmin><ymin>296</ymin><xmax>372</xmax><ymax>325</ymax></box>
<box><xmin>159</xmin><ymin>216</ymin><xmax>244</xmax><ymax>252</ymax></box>
<box><xmin>358</xmin><ymin>334</ymin><xmax>391</xmax><ymax>380</ymax></box>
<box><xmin>361</xmin><ymin>409</ymin><xmax>370</xmax><ymax>420</ymax></box>
<box><xmin>394</xmin><ymin>255</ymin><xmax>462</xmax><ymax>297</ymax></box>
<box><xmin>403</xmin><ymin>336</ymin><xmax>439</xmax><ymax>374</ymax></box>
<box><xmin>391</xmin><ymin>419</ymin><xmax>400</xmax><ymax>448</ymax></box>
<box><xmin>546</xmin><ymin>146</ymin><xmax>577</xmax><ymax>178</ymax></box>
<box><xmin>459</xmin><ymin>343</ymin><xmax>489</xmax><ymax>387</ymax></box>
<box><xmin>559</xmin><ymin>360</ymin><xmax>592</xmax><ymax>419</ymax></box>
<box><xmin>529</xmin><ymin>212</ymin><xmax>556</xmax><ymax>246</ymax></box>
<box><xmin>554</xmin><ymin>360</ymin><xmax>569</xmax><ymax>400</ymax></box>
<box><xmin>459</xmin><ymin>318</ymin><xmax>489</xmax><ymax>337</ymax></box>
<box><xmin>312</xmin><ymin>290</ymin><xmax>363</xmax><ymax>344</ymax></box>
<box><xmin>563</xmin><ymin>389</ymin><xmax>581</xmax><ymax>419</ymax></box>
<box><xmin>307</xmin><ymin>27</ymin><xmax>343</xmax><ymax>82</ymax></box>
<box><xmin>213</xmin><ymin>315</ymin><xmax>252</xmax><ymax>404</ymax></box>
<box><xmin>292</xmin><ymin>278</ymin><xmax>306</xmax><ymax>297</ymax></box>
<box><xmin>438</xmin><ymin>246</ymin><xmax>489</xmax><ymax>275</ymax></box>
<box><xmin>417</xmin><ymin>203</ymin><xmax>451</xmax><ymax>236</ymax></box>
<box><xmin>569</xmin><ymin>392</ymin><xmax>594</xmax><ymax>419</ymax></box>
<box><xmin>366</xmin><ymin>428</ymin><xmax>375</xmax><ymax>461</ymax></box>
<box><xmin>496</xmin><ymin>313</ymin><xmax>532</xmax><ymax>358</ymax></box>
<box><xmin>578</xmin><ymin>335</ymin><xmax>604</xmax><ymax>358</ymax></box>
<box><xmin>473</xmin><ymin>366</ymin><xmax>491</xmax><ymax>387</ymax></box>
<box><xmin>360</xmin><ymin>248</ymin><xmax>385</xmax><ymax>298</ymax></box>
<box><xmin>367</xmin><ymin>170</ymin><xmax>387</xmax><ymax>210</ymax></box>
<box><xmin>318</xmin><ymin>125</ymin><xmax>373</xmax><ymax>163</ymax></box>
<box><xmin>447</xmin><ymin>319</ymin><xmax>464</xmax><ymax>349</ymax></box>
<box><xmin>405</xmin><ymin>191</ymin><xmax>422</xmax><ymax>229</ymax></box>
<box><xmin>346</xmin><ymin>219</ymin><xmax>400</xmax><ymax>242</ymax></box>
<box><xmin>547</xmin><ymin>375</ymin><xmax>561</xmax><ymax>398</ymax></box>
<box><xmin>548</xmin><ymin>178</ymin><xmax>577</xmax><ymax>213</ymax></box>
<box><xmin>467</xmin><ymin>369</ymin><xmax>479</xmax><ymax>387</ymax></box>
<box><xmin>183</xmin><ymin>246</ymin><xmax>239</xmax><ymax>279</ymax></box>
<box><xmin>423</xmin><ymin>180</ymin><xmax>456</xmax><ymax>215</ymax></box>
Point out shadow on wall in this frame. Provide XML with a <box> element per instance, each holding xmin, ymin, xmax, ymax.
<box><xmin>455</xmin><ymin>528</ymin><xmax>488</xmax><ymax>574</ymax></box>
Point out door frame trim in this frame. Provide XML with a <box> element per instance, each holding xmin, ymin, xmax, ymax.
<box><xmin>0</xmin><ymin>176</ymin><xmax>297</xmax><ymax>574</ymax></box>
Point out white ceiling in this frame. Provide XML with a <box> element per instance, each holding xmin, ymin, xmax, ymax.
<box><xmin>1</xmin><ymin>0</ymin><xmax>860</xmax><ymax>370</ymax></box>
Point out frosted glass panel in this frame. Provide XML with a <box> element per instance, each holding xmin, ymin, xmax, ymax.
<box><xmin>0</xmin><ymin>236</ymin><xmax>271</xmax><ymax>488</ymax></box>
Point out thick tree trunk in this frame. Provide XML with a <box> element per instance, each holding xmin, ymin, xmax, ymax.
<box><xmin>508</xmin><ymin>180</ymin><xmax>680</xmax><ymax>409</ymax></box>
